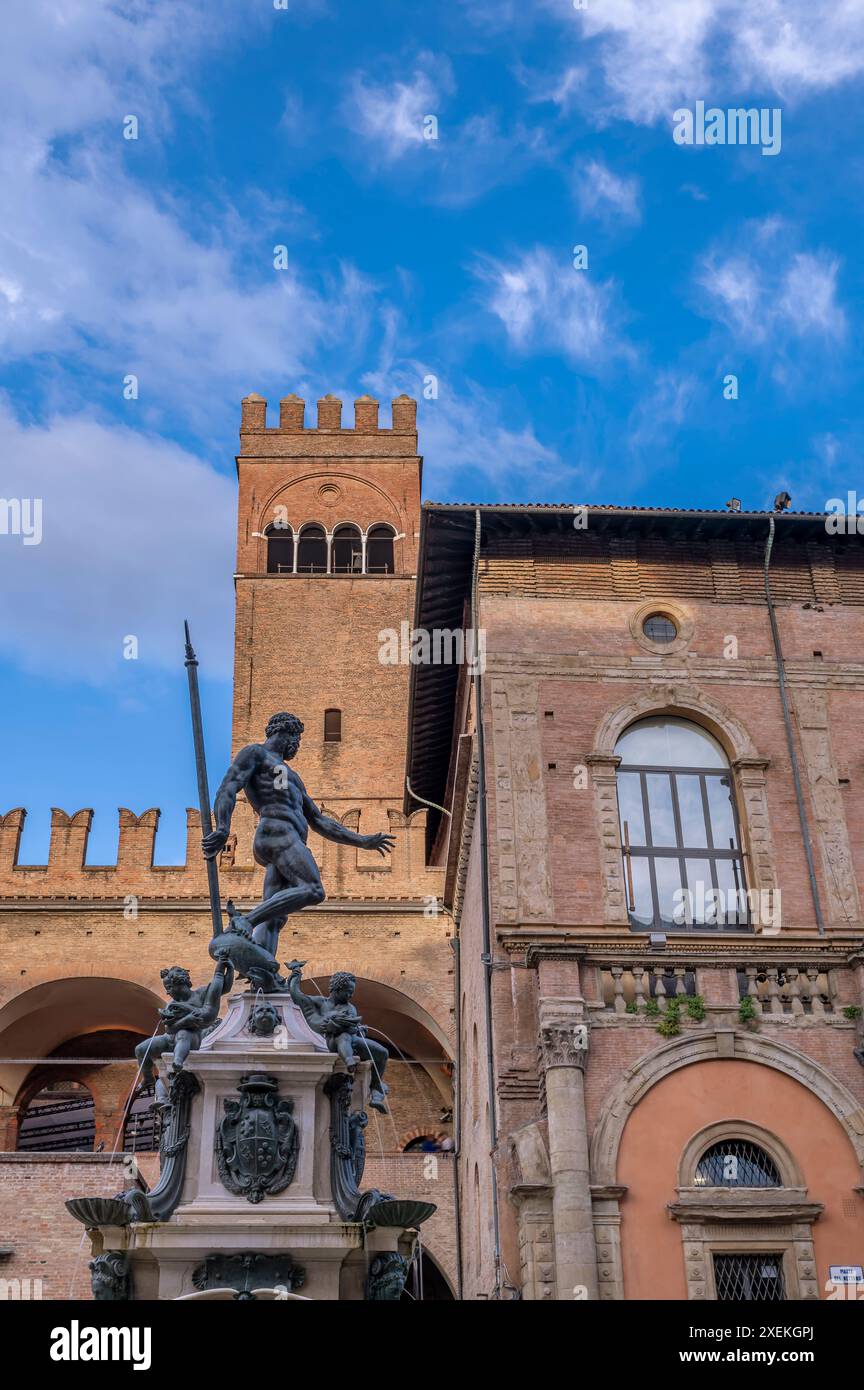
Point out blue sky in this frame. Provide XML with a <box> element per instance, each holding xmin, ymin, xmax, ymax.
<box><xmin>1</xmin><ymin>0</ymin><xmax>863</xmax><ymax>862</ymax></box>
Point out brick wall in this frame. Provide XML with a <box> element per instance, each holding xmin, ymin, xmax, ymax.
<box><xmin>0</xmin><ymin>1153</ymin><xmax>154</xmax><ymax>1300</ymax></box>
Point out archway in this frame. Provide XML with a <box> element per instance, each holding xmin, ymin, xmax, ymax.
<box><xmin>0</xmin><ymin>977</ymin><xmax>162</xmax><ymax>1148</ymax></box>
<box><xmin>591</xmin><ymin>1030</ymin><xmax>864</xmax><ymax>1301</ymax></box>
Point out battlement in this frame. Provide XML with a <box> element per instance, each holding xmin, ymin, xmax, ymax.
<box><xmin>239</xmin><ymin>394</ymin><xmax>418</xmax><ymax>454</ymax></box>
<box><xmin>0</xmin><ymin>805</ymin><xmax>443</xmax><ymax>903</ymax></box>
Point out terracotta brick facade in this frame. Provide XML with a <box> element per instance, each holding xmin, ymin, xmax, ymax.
<box><xmin>428</xmin><ymin>508</ymin><xmax>864</xmax><ymax>1300</ymax></box>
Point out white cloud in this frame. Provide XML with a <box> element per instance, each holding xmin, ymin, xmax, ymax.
<box><xmin>696</xmin><ymin>224</ymin><xmax>846</xmax><ymax>347</ymax></box>
<box><xmin>347</xmin><ymin>57</ymin><xmax>453</xmax><ymax>161</ymax></box>
<box><xmin>0</xmin><ymin>2</ymin><xmax>374</xmax><ymax>432</ymax></box>
<box><xmin>0</xmin><ymin>403</ymin><xmax>235</xmax><ymax>680</ymax></box>
<box><xmin>418</xmin><ymin>386</ymin><xmax>564</xmax><ymax>498</ymax></box>
<box><xmin>574</xmin><ymin>158</ymin><xmax>641</xmax><ymax>223</ymax></box>
<box><xmin>477</xmin><ymin>247</ymin><xmax>631</xmax><ymax>368</ymax></box>
<box><xmin>527</xmin><ymin>0</ymin><xmax>864</xmax><ymax>125</ymax></box>
<box><xmin>357</xmin><ymin>357</ymin><xmax>567</xmax><ymax>497</ymax></box>
<box><xmin>344</xmin><ymin>53</ymin><xmax>556</xmax><ymax>205</ymax></box>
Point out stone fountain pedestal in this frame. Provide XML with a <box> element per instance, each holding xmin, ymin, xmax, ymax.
<box><xmin>74</xmin><ymin>991</ymin><xmax>427</xmax><ymax>1301</ymax></box>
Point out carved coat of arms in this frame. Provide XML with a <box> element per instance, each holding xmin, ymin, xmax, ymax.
<box><xmin>216</xmin><ymin>1073</ymin><xmax>299</xmax><ymax>1203</ymax></box>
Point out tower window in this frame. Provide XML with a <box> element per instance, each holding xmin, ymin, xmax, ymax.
<box><xmin>332</xmin><ymin>524</ymin><xmax>363</xmax><ymax>574</ymax></box>
<box><xmin>366</xmin><ymin>524</ymin><xmax>395</xmax><ymax>574</ymax></box>
<box><xmin>324</xmin><ymin>708</ymin><xmax>342</xmax><ymax>743</ymax></box>
<box><xmin>266</xmin><ymin>524</ymin><xmax>295</xmax><ymax>574</ymax></box>
<box><xmin>296</xmin><ymin>524</ymin><xmax>327</xmax><ymax>574</ymax></box>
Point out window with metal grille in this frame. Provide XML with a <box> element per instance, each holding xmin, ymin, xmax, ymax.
<box><xmin>324</xmin><ymin>708</ymin><xmax>342</xmax><ymax>743</ymax></box>
<box><xmin>713</xmin><ymin>1253</ymin><xmax>786</xmax><ymax>1301</ymax></box>
<box><xmin>695</xmin><ymin>1139</ymin><xmax>782</xmax><ymax>1188</ymax></box>
<box><xmin>615</xmin><ymin>717</ymin><xmax>749</xmax><ymax>931</ymax></box>
<box><xmin>122</xmin><ymin>1085</ymin><xmax>162</xmax><ymax>1154</ymax></box>
<box><xmin>17</xmin><ymin>1081</ymin><xmax>95</xmax><ymax>1152</ymax></box>
<box><xmin>643</xmin><ymin>613</ymin><xmax>677</xmax><ymax>643</ymax></box>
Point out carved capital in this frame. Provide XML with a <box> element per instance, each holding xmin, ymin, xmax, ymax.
<box><xmin>539</xmin><ymin>1020</ymin><xmax>588</xmax><ymax>1070</ymax></box>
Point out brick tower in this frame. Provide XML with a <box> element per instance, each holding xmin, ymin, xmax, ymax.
<box><xmin>231</xmin><ymin>392</ymin><xmax>421</xmax><ymax>821</ymax></box>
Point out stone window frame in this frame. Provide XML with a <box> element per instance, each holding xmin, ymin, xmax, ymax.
<box><xmin>671</xmin><ymin>1120</ymin><xmax>821</xmax><ymax>1301</ymax></box>
<box><xmin>680</xmin><ymin>1119</ymin><xmax>801</xmax><ymax>1190</ymax></box>
<box><xmin>628</xmin><ymin>599</ymin><xmax>694</xmax><ymax>657</ymax></box>
<box><xmin>589</xmin><ymin>685</ymin><xmax>777</xmax><ymax>927</ymax></box>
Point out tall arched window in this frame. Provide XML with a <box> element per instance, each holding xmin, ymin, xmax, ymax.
<box><xmin>265</xmin><ymin>523</ymin><xmax>295</xmax><ymax>574</ymax></box>
<box><xmin>331</xmin><ymin>524</ymin><xmax>362</xmax><ymax>574</ymax></box>
<box><xmin>366</xmin><ymin>524</ymin><xmax>395</xmax><ymax>574</ymax></box>
<box><xmin>615</xmin><ymin>717</ymin><xmax>748</xmax><ymax>931</ymax></box>
<box><xmin>296</xmin><ymin>524</ymin><xmax>327</xmax><ymax>574</ymax></box>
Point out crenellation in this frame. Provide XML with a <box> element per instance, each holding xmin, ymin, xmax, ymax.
<box><xmin>237</xmin><ymin>391</ymin><xmax>418</xmax><ymax>447</ymax></box>
<box><xmin>117</xmin><ymin>807</ymin><xmax>160</xmax><ymax>870</ymax></box>
<box><xmin>48</xmin><ymin>807</ymin><xmax>93</xmax><ymax>870</ymax></box>
<box><xmin>0</xmin><ymin>804</ymin><xmax>444</xmax><ymax>902</ymax></box>
<box><xmin>0</xmin><ymin>808</ymin><xmax>26</xmax><ymax>868</ymax></box>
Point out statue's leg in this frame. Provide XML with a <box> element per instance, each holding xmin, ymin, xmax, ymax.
<box><xmin>336</xmin><ymin>1032</ymin><xmax>359</xmax><ymax>1067</ymax></box>
<box><xmin>249</xmin><ymin>834</ymin><xmax>326</xmax><ymax>955</ymax></box>
<box><xmin>357</xmin><ymin>1037</ymin><xmax>390</xmax><ymax>1110</ymax></box>
<box><xmin>135</xmin><ymin>1034</ymin><xmax>166</xmax><ymax>1085</ymax></box>
<box><xmin>252</xmin><ymin>862</ymin><xmax>290</xmax><ymax>956</ymax></box>
<box><xmin>172</xmin><ymin>1028</ymin><xmax>200</xmax><ymax>1071</ymax></box>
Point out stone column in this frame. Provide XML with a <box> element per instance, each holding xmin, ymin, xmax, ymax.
<box><xmin>539</xmin><ymin>1015</ymin><xmax>598</xmax><ymax>1301</ymax></box>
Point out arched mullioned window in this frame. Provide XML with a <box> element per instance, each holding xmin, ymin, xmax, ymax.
<box><xmin>265</xmin><ymin>523</ymin><xmax>295</xmax><ymax>574</ymax></box>
<box><xmin>17</xmin><ymin>1080</ymin><xmax>95</xmax><ymax>1152</ymax></box>
<box><xmin>331</xmin><ymin>524</ymin><xmax>363</xmax><ymax>574</ymax></box>
<box><xmin>366</xmin><ymin>524</ymin><xmax>395</xmax><ymax>574</ymax></box>
<box><xmin>615</xmin><ymin>717</ymin><xmax>748</xmax><ymax>931</ymax></box>
<box><xmin>296</xmin><ymin>524</ymin><xmax>328</xmax><ymax>574</ymax></box>
<box><xmin>267</xmin><ymin>521</ymin><xmax>397</xmax><ymax>575</ymax></box>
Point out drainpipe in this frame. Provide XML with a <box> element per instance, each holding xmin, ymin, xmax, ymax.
<box><xmin>763</xmin><ymin>515</ymin><xmax>825</xmax><ymax>936</ymax></box>
<box><xmin>451</xmin><ymin>933</ymin><xmax>464</xmax><ymax>1301</ymax></box>
<box><xmin>472</xmin><ymin>508</ymin><xmax>504</xmax><ymax>1297</ymax></box>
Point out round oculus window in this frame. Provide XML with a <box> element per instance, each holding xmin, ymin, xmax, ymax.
<box><xmin>642</xmin><ymin>613</ymin><xmax>678</xmax><ymax>644</ymax></box>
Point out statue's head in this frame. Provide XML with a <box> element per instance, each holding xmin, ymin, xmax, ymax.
<box><xmin>90</xmin><ymin>1252</ymin><xmax>129</xmax><ymax>1301</ymax></box>
<box><xmin>265</xmin><ymin>711</ymin><xmax>304</xmax><ymax>761</ymax></box>
<box><xmin>365</xmin><ymin>1252</ymin><xmax>408</xmax><ymax>1301</ymax></box>
<box><xmin>329</xmin><ymin>971</ymin><xmax>356</xmax><ymax>1003</ymax></box>
<box><xmin>161</xmin><ymin>966</ymin><xmax>192</xmax><ymax>999</ymax></box>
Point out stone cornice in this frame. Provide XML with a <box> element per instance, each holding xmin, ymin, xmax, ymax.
<box><xmin>0</xmin><ymin>897</ymin><xmax>445</xmax><ymax>914</ymax></box>
<box><xmin>496</xmin><ymin>930</ymin><xmax>863</xmax><ymax>968</ymax></box>
<box><xmin>668</xmin><ymin>1196</ymin><xmax>824</xmax><ymax>1225</ymax></box>
<box><xmin>479</xmin><ymin>652</ymin><xmax>864</xmax><ymax>691</ymax></box>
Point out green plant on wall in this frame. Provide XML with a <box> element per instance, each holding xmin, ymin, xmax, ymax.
<box><xmin>842</xmin><ymin>1005</ymin><xmax>862</xmax><ymax>1021</ymax></box>
<box><xmin>739</xmin><ymin>994</ymin><xmax>759</xmax><ymax>1029</ymax></box>
<box><xmin>656</xmin><ymin>998</ymin><xmax>682</xmax><ymax>1038</ymax></box>
<box><xmin>686</xmin><ymin>994</ymin><xmax>706</xmax><ymax>1021</ymax></box>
